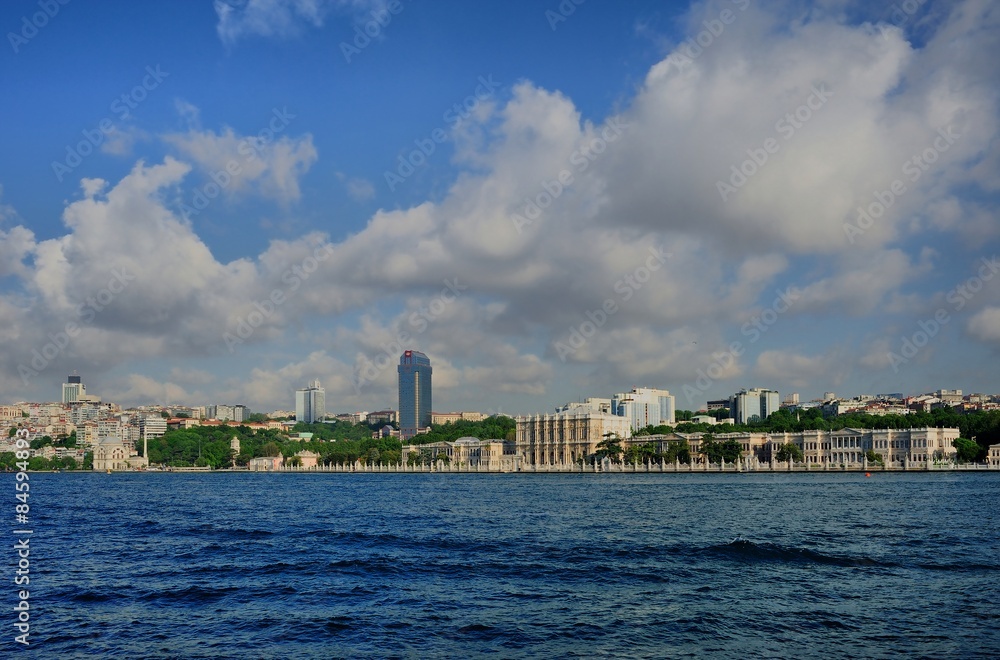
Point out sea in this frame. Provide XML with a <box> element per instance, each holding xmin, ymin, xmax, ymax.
<box><xmin>3</xmin><ymin>471</ymin><xmax>999</xmax><ymax>658</ymax></box>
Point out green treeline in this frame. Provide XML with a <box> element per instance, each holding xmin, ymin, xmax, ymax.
<box><xmin>145</xmin><ymin>421</ymin><xmax>403</xmax><ymax>469</ymax></box>
<box><xmin>406</xmin><ymin>417</ymin><xmax>516</xmax><ymax>445</ymax></box>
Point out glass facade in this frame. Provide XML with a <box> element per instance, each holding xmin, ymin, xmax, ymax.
<box><xmin>398</xmin><ymin>350</ymin><xmax>432</xmax><ymax>440</ymax></box>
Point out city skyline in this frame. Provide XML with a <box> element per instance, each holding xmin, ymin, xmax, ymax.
<box><xmin>1</xmin><ymin>1</ymin><xmax>998</xmax><ymax>417</ymax></box>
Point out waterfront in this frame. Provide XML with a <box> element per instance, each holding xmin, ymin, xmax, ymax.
<box><xmin>4</xmin><ymin>472</ymin><xmax>1000</xmax><ymax>658</ymax></box>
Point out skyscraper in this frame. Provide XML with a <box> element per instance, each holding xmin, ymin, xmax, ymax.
<box><xmin>62</xmin><ymin>372</ymin><xmax>99</xmax><ymax>403</ymax></box>
<box><xmin>62</xmin><ymin>373</ymin><xmax>84</xmax><ymax>404</ymax></box>
<box><xmin>398</xmin><ymin>350</ymin><xmax>432</xmax><ymax>440</ymax></box>
<box><xmin>295</xmin><ymin>380</ymin><xmax>326</xmax><ymax>424</ymax></box>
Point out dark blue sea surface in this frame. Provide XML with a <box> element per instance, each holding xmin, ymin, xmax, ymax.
<box><xmin>3</xmin><ymin>471</ymin><xmax>1000</xmax><ymax>658</ymax></box>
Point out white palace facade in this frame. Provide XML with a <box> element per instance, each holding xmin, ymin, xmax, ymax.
<box><xmin>515</xmin><ymin>406</ymin><xmax>962</xmax><ymax>467</ymax></box>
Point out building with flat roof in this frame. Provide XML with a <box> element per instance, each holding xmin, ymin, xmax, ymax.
<box><xmin>398</xmin><ymin>351</ymin><xmax>432</xmax><ymax>440</ymax></box>
<box><xmin>730</xmin><ymin>388</ymin><xmax>780</xmax><ymax>424</ymax></box>
<box><xmin>612</xmin><ymin>387</ymin><xmax>676</xmax><ymax>430</ymax></box>
<box><xmin>295</xmin><ymin>380</ymin><xmax>326</xmax><ymax>424</ymax></box>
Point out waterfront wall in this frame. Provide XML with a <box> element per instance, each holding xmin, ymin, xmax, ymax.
<box><xmin>237</xmin><ymin>459</ymin><xmax>1000</xmax><ymax>474</ymax></box>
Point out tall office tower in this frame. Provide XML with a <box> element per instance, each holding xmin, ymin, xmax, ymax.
<box><xmin>62</xmin><ymin>373</ymin><xmax>85</xmax><ymax>403</ymax></box>
<box><xmin>730</xmin><ymin>388</ymin><xmax>780</xmax><ymax>424</ymax></box>
<box><xmin>398</xmin><ymin>350</ymin><xmax>432</xmax><ymax>440</ymax></box>
<box><xmin>295</xmin><ymin>380</ymin><xmax>326</xmax><ymax>424</ymax></box>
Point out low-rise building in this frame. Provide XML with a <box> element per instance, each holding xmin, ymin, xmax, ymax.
<box><xmin>989</xmin><ymin>444</ymin><xmax>1000</xmax><ymax>467</ymax></box>
<box><xmin>402</xmin><ymin>437</ymin><xmax>520</xmax><ymax>470</ymax></box>
<box><xmin>249</xmin><ymin>456</ymin><xmax>284</xmax><ymax>471</ymax></box>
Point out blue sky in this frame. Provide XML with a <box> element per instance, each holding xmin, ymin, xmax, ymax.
<box><xmin>1</xmin><ymin>0</ymin><xmax>998</xmax><ymax>415</ymax></box>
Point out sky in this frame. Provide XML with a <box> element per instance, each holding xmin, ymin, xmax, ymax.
<box><xmin>1</xmin><ymin>0</ymin><xmax>998</xmax><ymax>415</ymax></box>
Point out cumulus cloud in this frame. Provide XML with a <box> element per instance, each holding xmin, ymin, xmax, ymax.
<box><xmin>3</xmin><ymin>0</ymin><xmax>999</xmax><ymax>409</ymax></box>
<box><xmin>164</xmin><ymin>115</ymin><xmax>318</xmax><ymax>204</ymax></box>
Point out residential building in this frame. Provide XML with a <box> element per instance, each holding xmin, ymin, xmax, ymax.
<box><xmin>430</xmin><ymin>411</ymin><xmax>487</xmax><ymax>425</ymax></box>
<box><xmin>139</xmin><ymin>415</ymin><xmax>167</xmax><ymax>441</ymax></box>
<box><xmin>516</xmin><ymin>407</ymin><xmax>632</xmax><ymax>466</ymax></box>
<box><xmin>398</xmin><ymin>351</ymin><xmax>432</xmax><ymax>440</ymax></box>
<box><xmin>366</xmin><ymin>410</ymin><xmax>397</xmax><ymax>426</ymax></box>
<box><xmin>612</xmin><ymin>387</ymin><xmax>676</xmax><ymax>430</ymax></box>
<box><xmin>730</xmin><ymin>388</ymin><xmax>780</xmax><ymax>424</ymax></box>
<box><xmin>295</xmin><ymin>380</ymin><xmax>326</xmax><ymax>424</ymax></box>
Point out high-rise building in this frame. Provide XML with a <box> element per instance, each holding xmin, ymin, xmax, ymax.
<box><xmin>62</xmin><ymin>373</ymin><xmax>85</xmax><ymax>403</ymax></box>
<box><xmin>611</xmin><ymin>387</ymin><xmax>676</xmax><ymax>430</ymax></box>
<box><xmin>730</xmin><ymin>388</ymin><xmax>780</xmax><ymax>424</ymax></box>
<box><xmin>295</xmin><ymin>380</ymin><xmax>326</xmax><ymax>424</ymax></box>
<box><xmin>398</xmin><ymin>350</ymin><xmax>432</xmax><ymax>440</ymax></box>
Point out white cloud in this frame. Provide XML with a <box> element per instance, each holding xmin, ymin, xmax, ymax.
<box><xmin>214</xmin><ymin>0</ymin><xmax>388</xmax><ymax>45</ymax></box>
<box><xmin>967</xmin><ymin>307</ymin><xmax>1000</xmax><ymax>343</ymax></box>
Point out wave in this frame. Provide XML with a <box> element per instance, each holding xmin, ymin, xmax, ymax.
<box><xmin>702</xmin><ymin>538</ymin><xmax>894</xmax><ymax>568</ymax></box>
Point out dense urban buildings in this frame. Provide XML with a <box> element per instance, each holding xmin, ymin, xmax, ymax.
<box><xmin>295</xmin><ymin>380</ymin><xmax>326</xmax><ymax>424</ymax></box>
<box><xmin>398</xmin><ymin>350</ymin><xmax>432</xmax><ymax>440</ymax></box>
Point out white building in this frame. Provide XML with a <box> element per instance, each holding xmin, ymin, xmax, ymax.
<box><xmin>516</xmin><ymin>407</ymin><xmax>632</xmax><ymax>466</ymax></box>
<box><xmin>295</xmin><ymin>380</ymin><xmax>326</xmax><ymax>424</ymax></box>
<box><xmin>139</xmin><ymin>415</ymin><xmax>167</xmax><ymax>440</ymax></box>
<box><xmin>612</xmin><ymin>387</ymin><xmax>676</xmax><ymax>430</ymax></box>
<box><xmin>730</xmin><ymin>388</ymin><xmax>780</xmax><ymax>424</ymax></box>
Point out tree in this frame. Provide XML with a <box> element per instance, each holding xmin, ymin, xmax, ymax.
<box><xmin>700</xmin><ymin>435</ymin><xmax>742</xmax><ymax>463</ymax></box>
<box><xmin>663</xmin><ymin>439</ymin><xmax>691</xmax><ymax>464</ymax></box>
<box><xmin>594</xmin><ymin>434</ymin><xmax>623</xmax><ymax>462</ymax></box>
<box><xmin>261</xmin><ymin>442</ymin><xmax>281</xmax><ymax>457</ymax></box>
<box><xmin>953</xmin><ymin>437</ymin><xmax>981</xmax><ymax>463</ymax></box>
<box><xmin>775</xmin><ymin>443</ymin><xmax>804</xmax><ymax>463</ymax></box>
<box><xmin>864</xmin><ymin>450</ymin><xmax>883</xmax><ymax>464</ymax></box>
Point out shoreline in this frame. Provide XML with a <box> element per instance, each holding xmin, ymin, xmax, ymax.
<box><xmin>16</xmin><ymin>464</ymin><xmax>1000</xmax><ymax>475</ymax></box>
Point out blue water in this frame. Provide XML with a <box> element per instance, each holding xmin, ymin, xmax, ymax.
<box><xmin>3</xmin><ymin>472</ymin><xmax>999</xmax><ymax>658</ymax></box>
